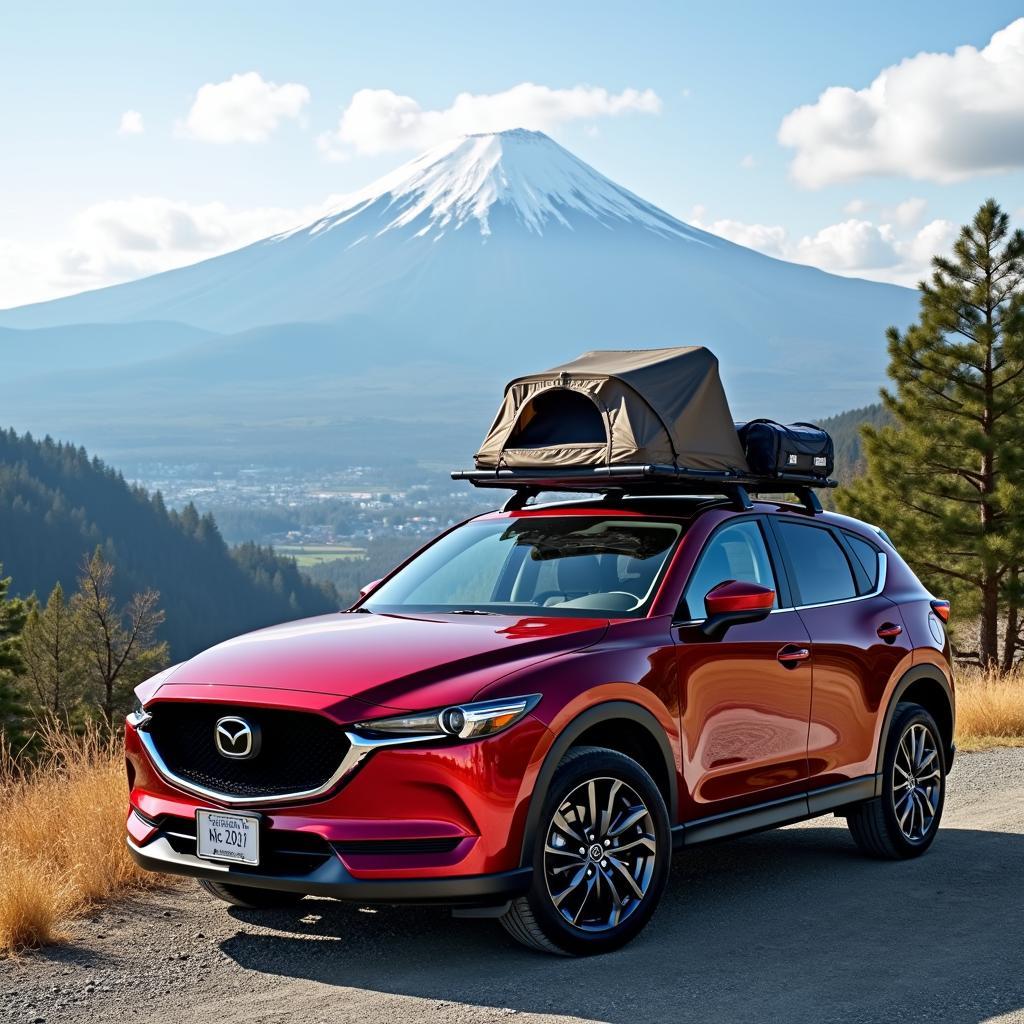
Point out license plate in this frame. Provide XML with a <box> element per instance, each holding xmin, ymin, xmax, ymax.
<box><xmin>196</xmin><ymin>809</ymin><xmax>260</xmax><ymax>866</ymax></box>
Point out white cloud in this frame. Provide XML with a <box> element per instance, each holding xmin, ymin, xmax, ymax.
<box><xmin>0</xmin><ymin>196</ymin><xmax>337</xmax><ymax>308</ymax></box>
<box><xmin>693</xmin><ymin>215</ymin><xmax>788</xmax><ymax>258</ymax></box>
<box><xmin>902</xmin><ymin>218</ymin><xmax>957</xmax><ymax>270</ymax></box>
<box><xmin>779</xmin><ymin>18</ymin><xmax>1024</xmax><ymax>186</ymax></box>
<box><xmin>889</xmin><ymin>196</ymin><xmax>927</xmax><ymax>228</ymax></box>
<box><xmin>118</xmin><ymin>110</ymin><xmax>144</xmax><ymax>135</ymax></box>
<box><xmin>843</xmin><ymin>198</ymin><xmax>868</xmax><ymax>215</ymax></box>
<box><xmin>317</xmin><ymin>82</ymin><xmax>662</xmax><ymax>158</ymax></box>
<box><xmin>689</xmin><ymin>206</ymin><xmax>959</xmax><ymax>286</ymax></box>
<box><xmin>795</xmin><ymin>219</ymin><xmax>899</xmax><ymax>270</ymax></box>
<box><xmin>739</xmin><ymin>153</ymin><xmax>756</xmax><ymax>169</ymax></box>
<box><xmin>182</xmin><ymin>71</ymin><xmax>310</xmax><ymax>143</ymax></box>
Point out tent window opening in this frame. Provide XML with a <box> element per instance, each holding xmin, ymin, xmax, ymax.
<box><xmin>507</xmin><ymin>389</ymin><xmax>607</xmax><ymax>449</ymax></box>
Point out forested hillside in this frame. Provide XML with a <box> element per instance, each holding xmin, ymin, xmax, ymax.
<box><xmin>817</xmin><ymin>403</ymin><xmax>892</xmax><ymax>484</ymax></box>
<box><xmin>0</xmin><ymin>429</ymin><xmax>338</xmax><ymax>659</ymax></box>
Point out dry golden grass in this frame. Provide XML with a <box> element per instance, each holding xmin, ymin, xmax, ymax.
<box><xmin>0</xmin><ymin>723</ymin><xmax>153</xmax><ymax>955</ymax></box>
<box><xmin>955</xmin><ymin>666</ymin><xmax>1024</xmax><ymax>751</ymax></box>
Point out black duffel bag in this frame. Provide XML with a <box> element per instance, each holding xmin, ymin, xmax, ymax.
<box><xmin>736</xmin><ymin>419</ymin><xmax>834</xmax><ymax>478</ymax></box>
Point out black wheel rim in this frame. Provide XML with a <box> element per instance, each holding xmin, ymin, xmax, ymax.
<box><xmin>542</xmin><ymin>776</ymin><xmax>657</xmax><ymax>932</ymax></box>
<box><xmin>891</xmin><ymin>722</ymin><xmax>942</xmax><ymax>842</ymax></box>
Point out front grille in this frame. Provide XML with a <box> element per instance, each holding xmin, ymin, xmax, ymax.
<box><xmin>161</xmin><ymin>815</ymin><xmax>334</xmax><ymax>875</ymax></box>
<box><xmin>146</xmin><ymin>702</ymin><xmax>348</xmax><ymax>799</ymax></box>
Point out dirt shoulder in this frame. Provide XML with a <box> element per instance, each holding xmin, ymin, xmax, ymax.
<box><xmin>3</xmin><ymin>749</ymin><xmax>1023</xmax><ymax>1024</ymax></box>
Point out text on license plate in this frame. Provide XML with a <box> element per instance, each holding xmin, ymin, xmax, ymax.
<box><xmin>196</xmin><ymin>809</ymin><xmax>260</xmax><ymax>866</ymax></box>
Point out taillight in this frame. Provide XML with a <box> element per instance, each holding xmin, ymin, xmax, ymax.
<box><xmin>930</xmin><ymin>599</ymin><xmax>950</xmax><ymax>623</ymax></box>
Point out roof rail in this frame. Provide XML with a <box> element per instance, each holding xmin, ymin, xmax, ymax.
<box><xmin>453</xmin><ymin>464</ymin><xmax>834</xmax><ymax>516</ymax></box>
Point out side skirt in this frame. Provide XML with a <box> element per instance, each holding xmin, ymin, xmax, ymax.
<box><xmin>671</xmin><ymin>775</ymin><xmax>880</xmax><ymax>848</ymax></box>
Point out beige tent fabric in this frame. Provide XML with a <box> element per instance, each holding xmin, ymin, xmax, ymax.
<box><xmin>474</xmin><ymin>347</ymin><xmax>749</xmax><ymax>473</ymax></box>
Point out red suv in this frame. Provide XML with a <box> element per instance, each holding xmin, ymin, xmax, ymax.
<box><xmin>126</xmin><ymin>490</ymin><xmax>954</xmax><ymax>955</ymax></box>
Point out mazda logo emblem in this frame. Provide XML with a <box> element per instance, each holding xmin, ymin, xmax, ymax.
<box><xmin>214</xmin><ymin>716</ymin><xmax>261</xmax><ymax>760</ymax></box>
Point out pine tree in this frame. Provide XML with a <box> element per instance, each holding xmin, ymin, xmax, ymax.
<box><xmin>72</xmin><ymin>549</ymin><xmax>169</xmax><ymax>726</ymax></box>
<box><xmin>839</xmin><ymin>199</ymin><xmax>1024</xmax><ymax>669</ymax></box>
<box><xmin>0</xmin><ymin>563</ymin><xmax>29</xmax><ymax>739</ymax></box>
<box><xmin>21</xmin><ymin>582</ymin><xmax>81</xmax><ymax>717</ymax></box>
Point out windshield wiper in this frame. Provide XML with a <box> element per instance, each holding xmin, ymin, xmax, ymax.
<box><xmin>446</xmin><ymin>608</ymin><xmax>496</xmax><ymax>616</ymax></box>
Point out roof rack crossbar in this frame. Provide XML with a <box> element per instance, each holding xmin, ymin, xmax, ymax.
<box><xmin>452</xmin><ymin>465</ymin><xmax>836</xmax><ymax>507</ymax></box>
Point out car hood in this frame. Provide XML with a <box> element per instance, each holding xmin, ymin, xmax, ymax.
<box><xmin>159</xmin><ymin>611</ymin><xmax>609</xmax><ymax>711</ymax></box>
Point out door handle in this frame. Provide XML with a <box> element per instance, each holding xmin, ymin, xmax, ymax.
<box><xmin>777</xmin><ymin>644</ymin><xmax>810</xmax><ymax>667</ymax></box>
<box><xmin>877</xmin><ymin>622</ymin><xmax>903</xmax><ymax>642</ymax></box>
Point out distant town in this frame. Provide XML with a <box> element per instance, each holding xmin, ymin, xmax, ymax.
<box><xmin>129</xmin><ymin>463</ymin><xmax>495</xmax><ymax>592</ymax></box>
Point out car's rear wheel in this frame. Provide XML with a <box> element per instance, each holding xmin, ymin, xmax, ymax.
<box><xmin>198</xmin><ymin>878</ymin><xmax>305</xmax><ymax>909</ymax></box>
<box><xmin>846</xmin><ymin>702</ymin><xmax>946</xmax><ymax>859</ymax></box>
<box><xmin>500</xmin><ymin>745</ymin><xmax>671</xmax><ymax>956</ymax></box>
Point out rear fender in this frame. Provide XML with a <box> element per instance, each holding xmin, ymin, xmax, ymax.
<box><xmin>874</xmin><ymin>664</ymin><xmax>955</xmax><ymax>783</ymax></box>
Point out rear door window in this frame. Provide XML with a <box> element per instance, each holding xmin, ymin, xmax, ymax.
<box><xmin>775</xmin><ymin>521</ymin><xmax>857</xmax><ymax>605</ymax></box>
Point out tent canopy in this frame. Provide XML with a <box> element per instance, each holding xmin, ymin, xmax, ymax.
<box><xmin>474</xmin><ymin>346</ymin><xmax>750</xmax><ymax>473</ymax></box>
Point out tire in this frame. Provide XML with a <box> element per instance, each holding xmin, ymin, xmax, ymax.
<box><xmin>198</xmin><ymin>878</ymin><xmax>305</xmax><ymax>909</ymax></box>
<box><xmin>500</xmin><ymin>745</ymin><xmax>671</xmax><ymax>956</ymax></box>
<box><xmin>847</xmin><ymin>702</ymin><xmax>946</xmax><ymax>859</ymax></box>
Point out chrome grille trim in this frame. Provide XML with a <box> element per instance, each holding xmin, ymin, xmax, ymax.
<box><xmin>135</xmin><ymin>721</ymin><xmax>436</xmax><ymax>807</ymax></box>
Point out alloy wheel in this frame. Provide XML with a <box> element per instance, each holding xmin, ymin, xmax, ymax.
<box><xmin>542</xmin><ymin>776</ymin><xmax>657</xmax><ymax>932</ymax></box>
<box><xmin>891</xmin><ymin>722</ymin><xmax>942</xmax><ymax>842</ymax></box>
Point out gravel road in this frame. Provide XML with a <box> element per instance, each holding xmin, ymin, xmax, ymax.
<box><xmin>3</xmin><ymin>749</ymin><xmax>1023</xmax><ymax>1024</ymax></box>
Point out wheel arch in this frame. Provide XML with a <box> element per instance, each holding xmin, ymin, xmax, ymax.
<box><xmin>876</xmin><ymin>664</ymin><xmax>955</xmax><ymax>774</ymax></box>
<box><xmin>519</xmin><ymin>700</ymin><xmax>678</xmax><ymax>866</ymax></box>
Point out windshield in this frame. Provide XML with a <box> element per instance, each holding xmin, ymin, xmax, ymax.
<box><xmin>363</xmin><ymin>516</ymin><xmax>683</xmax><ymax>618</ymax></box>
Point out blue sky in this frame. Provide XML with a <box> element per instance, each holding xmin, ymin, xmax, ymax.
<box><xmin>2</xmin><ymin>0</ymin><xmax>1022</xmax><ymax>306</ymax></box>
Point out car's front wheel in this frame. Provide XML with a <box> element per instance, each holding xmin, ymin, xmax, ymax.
<box><xmin>500</xmin><ymin>745</ymin><xmax>671</xmax><ymax>955</ymax></box>
<box><xmin>846</xmin><ymin>702</ymin><xmax>946</xmax><ymax>859</ymax></box>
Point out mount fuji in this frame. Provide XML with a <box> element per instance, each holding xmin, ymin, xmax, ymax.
<box><xmin>0</xmin><ymin>129</ymin><xmax>918</xmax><ymax>466</ymax></box>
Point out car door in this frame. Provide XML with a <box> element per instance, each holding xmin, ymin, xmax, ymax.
<box><xmin>674</xmin><ymin>517</ymin><xmax>812</xmax><ymax>818</ymax></box>
<box><xmin>768</xmin><ymin>517</ymin><xmax>914</xmax><ymax>789</ymax></box>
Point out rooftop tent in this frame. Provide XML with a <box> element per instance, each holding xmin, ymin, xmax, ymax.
<box><xmin>474</xmin><ymin>347</ymin><xmax>750</xmax><ymax>474</ymax></box>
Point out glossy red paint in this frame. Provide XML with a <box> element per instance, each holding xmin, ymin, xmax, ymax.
<box><xmin>797</xmin><ymin>591</ymin><xmax>915</xmax><ymax>782</ymax></box>
<box><xmin>704</xmin><ymin>579</ymin><xmax>776</xmax><ymax>614</ymax></box>
<box><xmin>157</xmin><ymin>612</ymin><xmax>608</xmax><ymax>709</ymax></box>
<box><xmin>125</xmin><ymin>710</ymin><xmax>549</xmax><ymax>878</ymax></box>
<box><xmin>125</xmin><ymin>498</ymin><xmax>952</xmax><ymax>910</ymax></box>
<box><xmin>676</xmin><ymin>609</ymin><xmax>813</xmax><ymax>813</ymax></box>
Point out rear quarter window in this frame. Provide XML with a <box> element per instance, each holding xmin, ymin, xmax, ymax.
<box><xmin>844</xmin><ymin>532</ymin><xmax>881</xmax><ymax>590</ymax></box>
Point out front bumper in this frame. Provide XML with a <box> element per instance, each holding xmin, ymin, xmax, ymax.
<box><xmin>125</xmin><ymin>690</ymin><xmax>553</xmax><ymax>888</ymax></box>
<box><xmin>127</xmin><ymin>832</ymin><xmax>531</xmax><ymax>905</ymax></box>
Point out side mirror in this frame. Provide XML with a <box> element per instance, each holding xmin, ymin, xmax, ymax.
<box><xmin>359</xmin><ymin>578</ymin><xmax>383</xmax><ymax>599</ymax></box>
<box><xmin>700</xmin><ymin>579</ymin><xmax>775</xmax><ymax>640</ymax></box>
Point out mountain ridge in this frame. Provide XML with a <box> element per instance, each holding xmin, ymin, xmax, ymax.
<box><xmin>0</xmin><ymin>130</ymin><xmax>920</xmax><ymax>463</ymax></box>
<box><xmin>0</xmin><ymin>428</ymin><xmax>339</xmax><ymax>658</ymax></box>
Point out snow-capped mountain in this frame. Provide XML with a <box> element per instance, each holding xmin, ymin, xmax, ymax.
<box><xmin>0</xmin><ymin>129</ymin><xmax>919</xmax><ymax>463</ymax></box>
<box><xmin>289</xmin><ymin>129</ymin><xmax>698</xmax><ymax>241</ymax></box>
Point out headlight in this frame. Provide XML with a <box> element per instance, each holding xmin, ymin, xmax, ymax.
<box><xmin>354</xmin><ymin>694</ymin><xmax>541</xmax><ymax>742</ymax></box>
<box><xmin>126</xmin><ymin>693</ymin><xmax>151</xmax><ymax>729</ymax></box>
